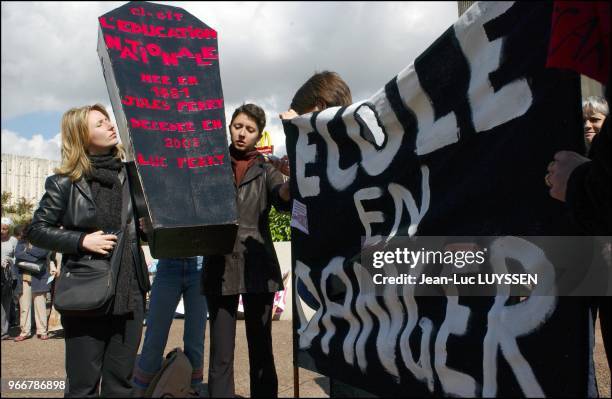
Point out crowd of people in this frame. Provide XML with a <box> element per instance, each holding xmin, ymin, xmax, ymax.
<box><xmin>1</xmin><ymin>67</ymin><xmax>610</xmax><ymax>398</ymax></box>
<box><xmin>1</xmin><ymin>218</ymin><xmax>58</xmax><ymax>342</ymax></box>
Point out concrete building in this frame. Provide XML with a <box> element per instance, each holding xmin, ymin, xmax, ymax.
<box><xmin>1</xmin><ymin>153</ymin><xmax>60</xmax><ymax>207</ymax></box>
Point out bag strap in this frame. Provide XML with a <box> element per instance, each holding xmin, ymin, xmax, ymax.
<box><xmin>45</xmin><ymin>250</ymin><xmax>53</xmax><ymax>267</ymax></box>
<box><xmin>120</xmin><ymin>167</ymin><xmax>132</xmax><ymax>231</ymax></box>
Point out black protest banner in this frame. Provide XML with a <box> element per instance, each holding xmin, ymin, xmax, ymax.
<box><xmin>98</xmin><ymin>1</ymin><xmax>237</xmax><ymax>258</ymax></box>
<box><xmin>285</xmin><ymin>2</ymin><xmax>592</xmax><ymax>397</ymax></box>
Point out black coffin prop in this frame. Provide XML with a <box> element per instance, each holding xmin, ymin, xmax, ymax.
<box><xmin>97</xmin><ymin>1</ymin><xmax>237</xmax><ymax>258</ymax></box>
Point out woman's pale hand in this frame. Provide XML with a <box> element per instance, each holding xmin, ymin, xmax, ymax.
<box><xmin>82</xmin><ymin>230</ymin><xmax>117</xmax><ymax>255</ymax></box>
<box><xmin>279</xmin><ymin>109</ymin><xmax>299</xmax><ymax>120</ymax></box>
<box><xmin>49</xmin><ymin>264</ymin><xmax>58</xmax><ymax>276</ymax></box>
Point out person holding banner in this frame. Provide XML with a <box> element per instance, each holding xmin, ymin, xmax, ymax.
<box><xmin>546</xmin><ymin>88</ymin><xmax>611</xmax><ymax>374</ymax></box>
<box><xmin>281</xmin><ymin>70</ymin><xmax>354</xmax><ymax>314</ymax></box>
<box><xmin>202</xmin><ymin>103</ymin><xmax>290</xmax><ymax>398</ymax></box>
<box><xmin>27</xmin><ymin>104</ymin><xmax>150</xmax><ymax>397</ymax></box>
<box><xmin>280</xmin><ymin>70</ymin><xmax>352</xmax><ymax>119</ymax></box>
<box><xmin>583</xmin><ymin>96</ymin><xmax>609</xmax><ymax>148</ymax></box>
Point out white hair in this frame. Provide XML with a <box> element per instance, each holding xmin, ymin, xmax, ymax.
<box><xmin>582</xmin><ymin>96</ymin><xmax>609</xmax><ymax>116</ymax></box>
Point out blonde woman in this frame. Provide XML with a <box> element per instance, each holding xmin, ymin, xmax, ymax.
<box><xmin>28</xmin><ymin>104</ymin><xmax>150</xmax><ymax>397</ymax></box>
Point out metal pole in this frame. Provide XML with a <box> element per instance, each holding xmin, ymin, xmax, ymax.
<box><xmin>294</xmin><ymin>364</ymin><xmax>300</xmax><ymax>398</ymax></box>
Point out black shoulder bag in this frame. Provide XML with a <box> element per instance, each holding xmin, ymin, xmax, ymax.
<box><xmin>54</xmin><ymin>172</ymin><xmax>131</xmax><ymax>317</ymax></box>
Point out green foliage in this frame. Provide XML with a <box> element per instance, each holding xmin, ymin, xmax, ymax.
<box><xmin>1</xmin><ymin>191</ymin><xmax>16</xmax><ymax>214</ymax></box>
<box><xmin>15</xmin><ymin>197</ymin><xmax>34</xmax><ymax>216</ymax></box>
<box><xmin>1</xmin><ymin>191</ymin><xmax>34</xmax><ymax>227</ymax></box>
<box><xmin>269</xmin><ymin>206</ymin><xmax>291</xmax><ymax>242</ymax></box>
<box><xmin>12</xmin><ymin>214</ymin><xmax>33</xmax><ymax>228</ymax></box>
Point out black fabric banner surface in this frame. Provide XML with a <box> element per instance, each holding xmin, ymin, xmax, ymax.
<box><xmin>286</xmin><ymin>2</ymin><xmax>592</xmax><ymax>397</ymax></box>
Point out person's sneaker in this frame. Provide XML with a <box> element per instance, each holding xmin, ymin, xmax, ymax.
<box><xmin>192</xmin><ymin>383</ymin><xmax>207</xmax><ymax>397</ymax></box>
<box><xmin>50</xmin><ymin>330</ymin><xmax>65</xmax><ymax>339</ymax></box>
<box><xmin>1</xmin><ymin>334</ymin><xmax>11</xmax><ymax>340</ymax></box>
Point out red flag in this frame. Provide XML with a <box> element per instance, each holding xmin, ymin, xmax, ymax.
<box><xmin>546</xmin><ymin>1</ymin><xmax>610</xmax><ymax>84</ymax></box>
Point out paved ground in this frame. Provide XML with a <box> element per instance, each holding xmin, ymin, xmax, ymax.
<box><xmin>1</xmin><ymin>318</ymin><xmax>609</xmax><ymax>397</ymax></box>
<box><xmin>0</xmin><ymin>319</ymin><xmax>328</xmax><ymax>398</ymax></box>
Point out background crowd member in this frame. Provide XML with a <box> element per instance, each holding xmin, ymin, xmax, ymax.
<box><xmin>28</xmin><ymin>104</ymin><xmax>150</xmax><ymax>397</ymax></box>
<box><xmin>12</xmin><ymin>223</ymin><xmax>53</xmax><ymax>342</ymax></box>
<box><xmin>545</xmin><ymin>81</ymin><xmax>611</xmax><ymax>372</ymax></box>
<box><xmin>546</xmin><ymin>109</ymin><xmax>611</xmax><ymax>231</ymax></box>
<box><xmin>202</xmin><ymin>104</ymin><xmax>290</xmax><ymax>398</ymax></box>
<box><xmin>582</xmin><ymin>96</ymin><xmax>609</xmax><ymax>151</ymax></box>
<box><xmin>45</xmin><ymin>250</ymin><xmax>63</xmax><ymax>337</ymax></box>
<box><xmin>132</xmin><ymin>256</ymin><xmax>208</xmax><ymax>396</ymax></box>
<box><xmin>1</xmin><ymin>217</ymin><xmax>17</xmax><ymax>340</ymax></box>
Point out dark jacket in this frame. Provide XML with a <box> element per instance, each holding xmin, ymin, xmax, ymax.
<box><xmin>202</xmin><ymin>157</ymin><xmax>290</xmax><ymax>296</ymax></box>
<box><xmin>28</xmin><ymin>165</ymin><xmax>150</xmax><ymax>294</ymax></box>
<box><xmin>13</xmin><ymin>240</ymin><xmax>51</xmax><ymax>295</ymax></box>
<box><xmin>566</xmin><ymin>117</ymin><xmax>611</xmax><ymax>235</ymax></box>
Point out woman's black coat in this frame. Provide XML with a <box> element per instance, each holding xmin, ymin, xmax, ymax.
<box><xmin>27</xmin><ymin>165</ymin><xmax>150</xmax><ymax>293</ymax></box>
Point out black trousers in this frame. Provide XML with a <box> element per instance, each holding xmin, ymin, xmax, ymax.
<box><xmin>207</xmin><ymin>293</ymin><xmax>277</xmax><ymax>398</ymax></box>
<box><xmin>62</xmin><ymin>293</ymin><xmax>144</xmax><ymax>398</ymax></box>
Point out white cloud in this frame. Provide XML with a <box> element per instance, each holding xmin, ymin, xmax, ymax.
<box><xmin>0</xmin><ymin>101</ymin><xmax>117</xmax><ymax>161</ymax></box>
<box><xmin>1</xmin><ymin>2</ymin><xmax>125</xmax><ymax>118</ymax></box>
<box><xmin>1</xmin><ymin>1</ymin><xmax>458</xmax><ymax>121</ymax></box>
<box><xmin>1</xmin><ymin>129</ymin><xmax>61</xmax><ymax>161</ymax></box>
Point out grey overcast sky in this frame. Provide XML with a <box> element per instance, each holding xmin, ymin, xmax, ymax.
<box><xmin>1</xmin><ymin>1</ymin><xmax>459</xmax><ymax>159</ymax></box>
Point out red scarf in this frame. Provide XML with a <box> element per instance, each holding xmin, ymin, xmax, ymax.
<box><xmin>229</xmin><ymin>145</ymin><xmax>261</xmax><ymax>186</ymax></box>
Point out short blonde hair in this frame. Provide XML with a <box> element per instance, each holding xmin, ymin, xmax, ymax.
<box><xmin>54</xmin><ymin>104</ymin><xmax>124</xmax><ymax>181</ymax></box>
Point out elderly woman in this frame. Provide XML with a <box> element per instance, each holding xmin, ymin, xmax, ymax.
<box><xmin>1</xmin><ymin>217</ymin><xmax>18</xmax><ymax>340</ymax></box>
<box><xmin>202</xmin><ymin>103</ymin><xmax>290</xmax><ymax>398</ymax></box>
<box><xmin>28</xmin><ymin>104</ymin><xmax>150</xmax><ymax>397</ymax></box>
<box><xmin>583</xmin><ymin>96</ymin><xmax>609</xmax><ymax>148</ymax></box>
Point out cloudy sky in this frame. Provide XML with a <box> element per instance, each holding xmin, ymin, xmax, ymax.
<box><xmin>1</xmin><ymin>1</ymin><xmax>459</xmax><ymax>160</ymax></box>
